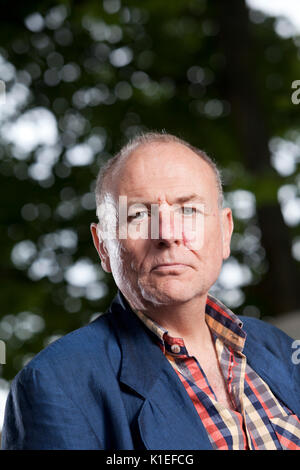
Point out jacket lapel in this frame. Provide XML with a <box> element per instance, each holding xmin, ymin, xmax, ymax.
<box><xmin>108</xmin><ymin>292</ymin><xmax>212</xmax><ymax>450</ymax></box>
<box><xmin>137</xmin><ymin>368</ymin><xmax>213</xmax><ymax>449</ymax></box>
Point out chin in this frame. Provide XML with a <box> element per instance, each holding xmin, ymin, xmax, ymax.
<box><xmin>139</xmin><ymin>280</ymin><xmax>196</xmax><ymax>306</ymax></box>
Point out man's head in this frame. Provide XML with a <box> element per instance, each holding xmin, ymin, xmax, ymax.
<box><xmin>91</xmin><ymin>132</ymin><xmax>233</xmax><ymax>311</ymax></box>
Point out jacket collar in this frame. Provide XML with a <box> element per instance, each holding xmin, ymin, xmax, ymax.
<box><xmin>108</xmin><ymin>290</ymin><xmax>168</xmax><ymax>396</ymax></box>
<box><xmin>108</xmin><ymin>291</ymin><xmax>213</xmax><ymax>449</ymax></box>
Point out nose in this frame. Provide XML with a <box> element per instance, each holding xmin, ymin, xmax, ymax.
<box><xmin>152</xmin><ymin>203</ymin><xmax>182</xmax><ymax>248</ymax></box>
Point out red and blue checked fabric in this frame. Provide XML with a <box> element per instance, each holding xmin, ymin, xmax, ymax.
<box><xmin>134</xmin><ymin>294</ymin><xmax>300</xmax><ymax>450</ymax></box>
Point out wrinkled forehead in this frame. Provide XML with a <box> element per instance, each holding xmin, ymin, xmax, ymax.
<box><xmin>108</xmin><ymin>142</ymin><xmax>219</xmax><ymax>204</ymax></box>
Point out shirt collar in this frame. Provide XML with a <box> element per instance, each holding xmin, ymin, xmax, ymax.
<box><xmin>205</xmin><ymin>294</ymin><xmax>246</xmax><ymax>352</ymax></box>
<box><xmin>131</xmin><ymin>293</ymin><xmax>246</xmax><ymax>355</ymax></box>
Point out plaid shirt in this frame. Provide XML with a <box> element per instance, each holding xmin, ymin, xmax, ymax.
<box><xmin>133</xmin><ymin>294</ymin><xmax>300</xmax><ymax>450</ymax></box>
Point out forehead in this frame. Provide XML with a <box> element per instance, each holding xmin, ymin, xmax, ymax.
<box><xmin>111</xmin><ymin>142</ymin><xmax>218</xmax><ymax>203</ymax></box>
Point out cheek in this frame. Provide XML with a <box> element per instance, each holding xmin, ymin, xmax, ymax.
<box><xmin>183</xmin><ymin>217</ymin><xmax>224</xmax><ymax>258</ymax></box>
<box><xmin>127</xmin><ymin>220</ymin><xmax>149</xmax><ymax>240</ymax></box>
<box><xmin>182</xmin><ymin>219</ymin><xmax>205</xmax><ymax>251</ymax></box>
<box><xmin>182</xmin><ymin>214</ymin><xmax>219</xmax><ymax>252</ymax></box>
<box><xmin>117</xmin><ymin>239</ymin><xmax>149</xmax><ymax>273</ymax></box>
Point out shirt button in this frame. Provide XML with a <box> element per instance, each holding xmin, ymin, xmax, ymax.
<box><xmin>171</xmin><ymin>344</ymin><xmax>181</xmax><ymax>354</ymax></box>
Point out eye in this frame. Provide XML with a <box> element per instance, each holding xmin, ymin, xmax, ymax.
<box><xmin>183</xmin><ymin>206</ymin><xmax>194</xmax><ymax>215</ymax></box>
<box><xmin>128</xmin><ymin>210</ymin><xmax>148</xmax><ymax>222</ymax></box>
<box><xmin>179</xmin><ymin>206</ymin><xmax>199</xmax><ymax>216</ymax></box>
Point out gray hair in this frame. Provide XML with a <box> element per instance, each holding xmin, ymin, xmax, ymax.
<box><xmin>95</xmin><ymin>131</ymin><xmax>224</xmax><ymax>213</ymax></box>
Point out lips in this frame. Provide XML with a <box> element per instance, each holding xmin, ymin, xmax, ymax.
<box><xmin>151</xmin><ymin>263</ymin><xmax>188</xmax><ymax>272</ymax></box>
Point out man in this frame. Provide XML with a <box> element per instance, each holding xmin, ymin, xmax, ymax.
<box><xmin>2</xmin><ymin>132</ymin><xmax>300</xmax><ymax>450</ymax></box>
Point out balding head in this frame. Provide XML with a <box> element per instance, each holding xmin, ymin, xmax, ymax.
<box><xmin>95</xmin><ymin>132</ymin><xmax>224</xmax><ymax>219</ymax></box>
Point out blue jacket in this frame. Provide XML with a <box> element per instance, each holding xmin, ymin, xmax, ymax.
<box><xmin>2</xmin><ymin>291</ymin><xmax>300</xmax><ymax>450</ymax></box>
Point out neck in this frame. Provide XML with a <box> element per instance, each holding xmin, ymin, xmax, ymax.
<box><xmin>130</xmin><ymin>293</ymin><xmax>210</xmax><ymax>343</ymax></box>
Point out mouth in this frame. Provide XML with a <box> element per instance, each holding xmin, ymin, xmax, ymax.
<box><xmin>151</xmin><ymin>263</ymin><xmax>189</xmax><ymax>273</ymax></box>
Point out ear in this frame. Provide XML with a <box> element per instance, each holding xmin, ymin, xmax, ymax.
<box><xmin>221</xmin><ymin>208</ymin><xmax>234</xmax><ymax>260</ymax></box>
<box><xmin>90</xmin><ymin>222</ymin><xmax>112</xmax><ymax>273</ymax></box>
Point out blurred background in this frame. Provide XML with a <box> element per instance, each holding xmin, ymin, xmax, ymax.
<box><xmin>1</xmin><ymin>0</ymin><xmax>300</xmax><ymax>433</ymax></box>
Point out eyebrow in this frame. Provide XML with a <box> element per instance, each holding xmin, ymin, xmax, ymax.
<box><xmin>174</xmin><ymin>194</ymin><xmax>206</xmax><ymax>204</ymax></box>
<box><xmin>126</xmin><ymin>193</ymin><xmax>207</xmax><ymax>206</ymax></box>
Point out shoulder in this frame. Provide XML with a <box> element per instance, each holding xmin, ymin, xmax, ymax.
<box><xmin>19</xmin><ymin>311</ymin><xmax>120</xmax><ymax>378</ymax></box>
<box><xmin>2</xmin><ymin>315</ymin><xmax>115</xmax><ymax>449</ymax></box>
<box><xmin>241</xmin><ymin>315</ymin><xmax>293</xmax><ymax>339</ymax></box>
<box><xmin>241</xmin><ymin>315</ymin><xmax>294</xmax><ymax>353</ymax></box>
